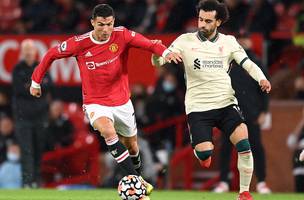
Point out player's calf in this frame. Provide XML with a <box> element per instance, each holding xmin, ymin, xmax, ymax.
<box><xmin>236</xmin><ymin>139</ymin><xmax>253</xmax><ymax>193</ymax></box>
<box><xmin>130</xmin><ymin>151</ymin><xmax>142</xmax><ymax>174</ymax></box>
<box><xmin>106</xmin><ymin>135</ymin><xmax>138</xmax><ymax>176</ymax></box>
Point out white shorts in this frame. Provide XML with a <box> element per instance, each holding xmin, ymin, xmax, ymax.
<box><xmin>83</xmin><ymin>100</ymin><xmax>137</xmax><ymax>137</ymax></box>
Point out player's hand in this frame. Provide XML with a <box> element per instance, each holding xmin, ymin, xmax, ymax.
<box><xmin>164</xmin><ymin>51</ymin><xmax>182</xmax><ymax>64</ymax></box>
<box><xmin>300</xmin><ymin>150</ymin><xmax>304</xmax><ymax>161</ymax></box>
<box><xmin>260</xmin><ymin>79</ymin><xmax>271</xmax><ymax>93</ymax></box>
<box><xmin>30</xmin><ymin>86</ymin><xmax>42</xmax><ymax>98</ymax></box>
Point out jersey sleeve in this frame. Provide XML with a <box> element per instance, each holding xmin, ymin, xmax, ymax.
<box><xmin>229</xmin><ymin>36</ymin><xmax>248</xmax><ymax>64</ymax></box>
<box><xmin>229</xmin><ymin>36</ymin><xmax>267</xmax><ymax>83</ymax></box>
<box><xmin>31</xmin><ymin>36</ymin><xmax>80</xmax><ymax>84</ymax></box>
<box><xmin>123</xmin><ymin>27</ymin><xmax>167</xmax><ymax>57</ymax></box>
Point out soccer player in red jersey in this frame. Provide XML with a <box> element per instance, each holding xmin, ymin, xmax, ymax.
<box><xmin>30</xmin><ymin>4</ymin><xmax>181</xmax><ymax>195</ymax></box>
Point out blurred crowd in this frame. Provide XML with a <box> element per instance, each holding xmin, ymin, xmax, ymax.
<box><xmin>0</xmin><ymin>0</ymin><xmax>301</xmax><ymax>35</ymax></box>
<box><xmin>0</xmin><ymin>0</ymin><xmax>196</xmax><ymax>34</ymax></box>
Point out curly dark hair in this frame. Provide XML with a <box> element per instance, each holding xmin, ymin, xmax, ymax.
<box><xmin>196</xmin><ymin>0</ymin><xmax>229</xmax><ymax>24</ymax></box>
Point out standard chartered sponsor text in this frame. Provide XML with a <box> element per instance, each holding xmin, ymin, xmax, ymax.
<box><xmin>201</xmin><ymin>60</ymin><xmax>223</xmax><ymax>68</ymax></box>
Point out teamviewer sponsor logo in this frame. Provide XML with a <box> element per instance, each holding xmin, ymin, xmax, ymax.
<box><xmin>95</xmin><ymin>56</ymin><xmax>119</xmax><ymax>67</ymax></box>
<box><xmin>85</xmin><ymin>56</ymin><xmax>119</xmax><ymax>70</ymax></box>
<box><xmin>86</xmin><ymin>61</ymin><xmax>96</xmax><ymax>70</ymax></box>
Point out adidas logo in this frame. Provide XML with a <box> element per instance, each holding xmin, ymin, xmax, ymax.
<box><xmin>85</xmin><ymin>51</ymin><xmax>93</xmax><ymax>57</ymax></box>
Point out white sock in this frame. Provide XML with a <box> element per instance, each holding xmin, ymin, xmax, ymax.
<box><xmin>238</xmin><ymin>151</ymin><xmax>254</xmax><ymax>193</ymax></box>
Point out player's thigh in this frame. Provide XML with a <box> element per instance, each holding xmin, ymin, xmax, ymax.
<box><xmin>113</xmin><ymin>100</ymin><xmax>137</xmax><ymax>138</ymax></box>
<box><xmin>187</xmin><ymin>111</ymin><xmax>215</xmax><ymax>150</ymax></box>
<box><xmin>217</xmin><ymin>104</ymin><xmax>247</xmax><ymax>145</ymax></box>
<box><xmin>83</xmin><ymin>104</ymin><xmax>116</xmax><ymax>138</ymax></box>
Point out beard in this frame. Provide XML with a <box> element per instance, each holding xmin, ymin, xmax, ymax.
<box><xmin>199</xmin><ymin>27</ymin><xmax>216</xmax><ymax>38</ymax></box>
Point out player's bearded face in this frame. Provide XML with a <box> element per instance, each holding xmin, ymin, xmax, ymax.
<box><xmin>199</xmin><ymin>26</ymin><xmax>216</xmax><ymax>38</ymax></box>
<box><xmin>91</xmin><ymin>16</ymin><xmax>115</xmax><ymax>41</ymax></box>
<box><xmin>198</xmin><ymin>10</ymin><xmax>220</xmax><ymax>38</ymax></box>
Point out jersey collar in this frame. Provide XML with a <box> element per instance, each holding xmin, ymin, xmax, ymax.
<box><xmin>89</xmin><ymin>31</ymin><xmax>110</xmax><ymax>44</ymax></box>
<box><xmin>197</xmin><ymin>31</ymin><xmax>219</xmax><ymax>43</ymax></box>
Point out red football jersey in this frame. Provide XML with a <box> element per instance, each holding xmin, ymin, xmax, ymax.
<box><xmin>32</xmin><ymin>27</ymin><xmax>167</xmax><ymax>106</ymax></box>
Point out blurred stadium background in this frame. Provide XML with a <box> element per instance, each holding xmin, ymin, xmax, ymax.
<box><xmin>0</xmin><ymin>0</ymin><xmax>304</xmax><ymax>198</ymax></box>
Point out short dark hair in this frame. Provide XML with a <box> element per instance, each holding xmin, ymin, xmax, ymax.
<box><xmin>92</xmin><ymin>4</ymin><xmax>115</xmax><ymax>19</ymax></box>
<box><xmin>196</xmin><ymin>0</ymin><xmax>229</xmax><ymax>24</ymax></box>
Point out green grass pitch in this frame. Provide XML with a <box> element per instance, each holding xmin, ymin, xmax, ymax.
<box><xmin>0</xmin><ymin>189</ymin><xmax>302</xmax><ymax>200</ymax></box>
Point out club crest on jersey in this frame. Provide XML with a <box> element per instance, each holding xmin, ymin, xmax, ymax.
<box><xmin>90</xmin><ymin>112</ymin><xmax>95</xmax><ymax>119</ymax></box>
<box><xmin>109</xmin><ymin>43</ymin><xmax>119</xmax><ymax>53</ymax></box>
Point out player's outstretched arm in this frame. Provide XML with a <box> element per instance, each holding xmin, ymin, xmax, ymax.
<box><xmin>232</xmin><ymin>35</ymin><xmax>271</xmax><ymax>93</ymax></box>
<box><xmin>151</xmin><ymin>51</ymin><xmax>182</xmax><ymax>67</ymax></box>
<box><xmin>30</xmin><ymin>37</ymin><xmax>78</xmax><ymax>98</ymax></box>
<box><xmin>150</xmin><ymin>39</ymin><xmax>182</xmax><ymax>67</ymax></box>
<box><xmin>240</xmin><ymin>59</ymin><xmax>271</xmax><ymax>93</ymax></box>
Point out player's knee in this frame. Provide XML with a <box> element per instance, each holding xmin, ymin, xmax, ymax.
<box><xmin>193</xmin><ymin>149</ymin><xmax>213</xmax><ymax>161</ymax></box>
<box><xmin>235</xmin><ymin>138</ymin><xmax>251</xmax><ymax>153</ymax></box>
<box><xmin>99</xmin><ymin>126</ymin><xmax>116</xmax><ymax>142</ymax></box>
<box><xmin>96</xmin><ymin>124</ymin><xmax>116</xmax><ymax>139</ymax></box>
<box><xmin>93</xmin><ymin>117</ymin><xmax>116</xmax><ymax>137</ymax></box>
